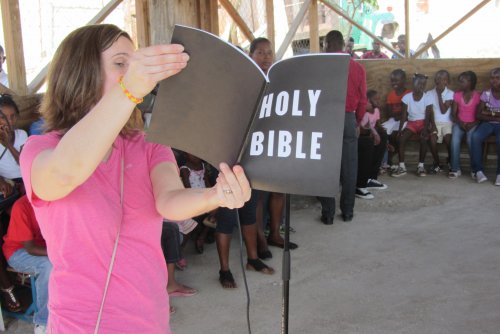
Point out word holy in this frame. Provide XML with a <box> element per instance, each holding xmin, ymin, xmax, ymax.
<box><xmin>259</xmin><ymin>90</ymin><xmax>321</xmax><ymax>118</ymax></box>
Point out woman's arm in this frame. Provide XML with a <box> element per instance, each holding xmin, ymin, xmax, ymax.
<box><xmin>151</xmin><ymin>162</ymin><xmax>251</xmax><ymax>221</ymax></box>
<box><xmin>31</xmin><ymin>45</ymin><xmax>189</xmax><ymax>201</ymax></box>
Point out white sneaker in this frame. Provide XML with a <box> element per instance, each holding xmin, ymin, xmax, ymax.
<box><xmin>448</xmin><ymin>170</ymin><xmax>461</xmax><ymax>179</ymax></box>
<box><xmin>495</xmin><ymin>175</ymin><xmax>500</xmax><ymax>186</ymax></box>
<box><xmin>475</xmin><ymin>171</ymin><xmax>488</xmax><ymax>183</ymax></box>
<box><xmin>355</xmin><ymin>188</ymin><xmax>374</xmax><ymax>200</ymax></box>
<box><xmin>34</xmin><ymin>324</ymin><xmax>47</xmax><ymax>334</ymax></box>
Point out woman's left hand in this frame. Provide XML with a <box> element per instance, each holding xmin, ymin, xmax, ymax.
<box><xmin>214</xmin><ymin>163</ymin><xmax>251</xmax><ymax>209</ymax></box>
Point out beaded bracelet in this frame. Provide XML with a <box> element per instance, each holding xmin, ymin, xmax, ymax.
<box><xmin>118</xmin><ymin>76</ymin><xmax>144</xmax><ymax>104</ymax></box>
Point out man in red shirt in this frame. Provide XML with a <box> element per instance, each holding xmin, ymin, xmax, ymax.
<box><xmin>361</xmin><ymin>40</ymin><xmax>389</xmax><ymax>59</ymax></box>
<box><xmin>318</xmin><ymin>30</ymin><xmax>367</xmax><ymax>223</ymax></box>
<box><xmin>3</xmin><ymin>195</ymin><xmax>51</xmax><ymax>333</ymax></box>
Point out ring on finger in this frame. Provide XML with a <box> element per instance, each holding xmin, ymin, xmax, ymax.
<box><xmin>223</xmin><ymin>189</ymin><xmax>233</xmax><ymax>195</ymax></box>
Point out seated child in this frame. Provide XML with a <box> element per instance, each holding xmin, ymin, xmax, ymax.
<box><xmin>2</xmin><ymin>195</ymin><xmax>51</xmax><ymax>332</ymax></box>
<box><xmin>470</xmin><ymin>67</ymin><xmax>500</xmax><ymax>185</ymax></box>
<box><xmin>449</xmin><ymin>71</ymin><xmax>481</xmax><ymax>178</ymax></box>
<box><xmin>426</xmin><ymin>70</ymin><xmax>454</xmax><ymax>173</ymax></box>
<box><xmin>356</xmin><ymin>90</ymin><xmax>388</xmax><ymax>199</ymax></box>
<box><xmin>180</xmin><ymin>152</ymin><xmax>217</xmax><ymax>254</ymax></box>
<box><xmin>392</xmin><ymin>73</ymin><xmax>436</xmax><ymax>177</ymax></box>
<box><xmin>0</xmin><ymin>94</ymin><xmax>27</xmax><ymax>204</ymax></box>
<box><xmin>382</xmin><ymin>69</ymin><xmax>411</xmax><ymax>171</ymax></box>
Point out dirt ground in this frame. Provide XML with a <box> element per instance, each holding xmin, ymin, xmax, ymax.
<box><xmin>3</xmin><ymin>162</ymin><xmax>500</xmax><ymax>334</ymax></box>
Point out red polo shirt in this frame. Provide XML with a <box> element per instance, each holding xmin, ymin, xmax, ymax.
<box><xmin>2</xmin><ymin>195</ymin><xmax>45</xmax><ymax>260</ymax></box>
<box><xmin>345</xmin><ymin>58</ymin><xmax>367</xmax><ymax>125</ymax></box>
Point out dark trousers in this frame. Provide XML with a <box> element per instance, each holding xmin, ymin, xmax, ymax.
<box><xmin>161</xmin><ymin>221</ymin><xmax>182</xmax><ymax>264</ymax></box>
<box><xmin>357</xmin><ymin>131</ymin><xmax>388</xmax><ymax>187</ymax></box>
<box><xmin>317</xmin><ymin>112</ymin><xmax>358</xmax><ymax>217</ymax></box>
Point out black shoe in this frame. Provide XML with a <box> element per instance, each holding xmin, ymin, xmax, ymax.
<box><xmin>342</xmin><ymin>213</ymin><xmax>353</xmax><ymax>222</ymax></box>
<box><xmin>258</xmin><ymin>250</ymin><xmax>273</xmax><ymax>260</ymax></box>
<box><xmin>320</xmin><ymin>215</ymin><xmax>334</xmax><ymax>225</ymax></box>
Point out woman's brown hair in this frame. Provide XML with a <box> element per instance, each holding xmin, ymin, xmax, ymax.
<box><xmin>41</xmin><ymin>24</ymin><xmax>143</xmax><ymax>135</ymax></box>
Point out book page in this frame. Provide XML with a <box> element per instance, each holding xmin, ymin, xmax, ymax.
<box><xmin>239</xmin><ymin>54</ymin><xmax>349</xmax><ymax>197</ymax></box>
<box><xmin>147</xmin><ymin>25</ymin><xmax>267</xmax><ymax>167</ymax></box>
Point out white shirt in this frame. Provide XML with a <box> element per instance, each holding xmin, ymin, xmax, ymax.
<box><xmin>427</xmin><ymin>87</ymin><xmax>454</xmax><ymax>123</ymax></box>
<box><xmin>0</xmin><ymin>129</ymin><xmax>27</xmax><ymax>179</ymax></box>
<box><xmin>402</xmin><ymin>91</ymin><xmax>433</xmax><ymax>121</ymax></box>
<box><xmin>0</xmin><ymin>71</ymin><xmax>8</xmax><ymax>88</ymax></box>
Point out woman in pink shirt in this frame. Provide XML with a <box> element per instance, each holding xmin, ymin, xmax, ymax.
<box><xmin>449</xmin><ymin>71</ymin><xmax>481</xmax><ymax>178</ymax></box>
<box><xmin>19</xmin><ymin>24</ymin><xmax>251</xmax><ymax>334</ymax></box>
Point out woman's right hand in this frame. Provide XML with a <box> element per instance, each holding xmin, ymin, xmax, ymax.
<box><xmin>122</xmin><ymin>44</ymin><xmax>190</xmax><ymax>99</ymax></box>
<box><xmin>0</xmin><ymin>125</ymin><xmax>10</xmax><ymax>147</ymax></box>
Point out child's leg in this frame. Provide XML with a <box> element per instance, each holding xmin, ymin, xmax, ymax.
<box><xmin>427</xmin><ymin>134</ymin><xmax>440</xmax><ymax>166</ymax></box>
<box><xmin>255</xmin><ymin>191</ymin><xmax>270</xmax><ymax>254</ymax></box>
<box><xmin>357</xmin><ymin>135</ymin><xmax>374</xmax><ymax>187</ymax></box>
<box><xmin>371</xmin><ymin>132</ymin><xmax>388</xmax><ymax>180</ymax></box>
<box><xmin>398</xmin><ymin>129</ymin><xmax>413</xmax><ymax>164</ymax></box>
<box><xmin>419</xmin><ymin>136</ymin><xmax>428</xmax><ymax>164</ymax></box>
<box><xmin>471</xmin><ymin>122</ymin><xmax>493</xmax><ymax>173</ymax></box>
<box><xmin>388</xmin><ymin>132</ymin><xmax>399</xmax><ymax>165</ymax></box>
<box><xmin>443</xmin><ymin>133</ymin><xmax>452</xmax><ymax>165</ymax></box>
<box><xmin>450</xmin><ymin>124</ymin><xmax>465</xmax><ymax>172</ymax></box>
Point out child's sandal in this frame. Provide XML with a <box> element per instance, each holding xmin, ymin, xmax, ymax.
<box><xmin>1</xmin><ymin>285</ymin><xmax>22</xmax><ymax>312</ymax></box>
<box><xmin>246</xmin><ymin>258</ymin><xmax>275</xmax><ymax>275</ymax></box>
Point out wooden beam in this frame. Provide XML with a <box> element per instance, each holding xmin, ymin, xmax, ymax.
<box><xmin>219</xmin><ymin>0</ymin><xmax>254</xmax><ymax>41</ymax></box>
<box><xmin>135</xmin><ymin>0</ymin><xmax>150</xmax><ymax>48</ymax></box>
<box><xmin>88</xmin><ymin>0</ymin><xmax>123</xmax><ymax>25</ymax></box>
<box><xmin>276</xmin><ymin>0</ymin><xmax>311</xmax><ymax>60</ymax></box>
<box><xmin>265</xmin><ymin>0</ymin><xmax>275</xmax><ymax>51</ymax></box>
<box><xmin>0</xmin><ymin>0</ymin><xmax>27</xmax><ymax>94</ymax></box>
<box><xmin>404</xmin><ymin>0</ymin><xmax>409</xmax><ymax>58</ymax></box>
<box><xmin>412</xmin><ymin>0</ymin><xmax>492</xmax><ymax>59</ymax></box>
<box><xmin>319</xmin><ymin>0</ymin><xmax>403</xmax><ymax>58</ymax></box>
<box><xmin>309</xmin><ymin>0</ymin><xmax>320</xmax><ymax>53</ymax></box>
<box><xmin>27</xmin><ymin>0</ymin><xmax>124</xmax><ymax>93</ymax></box>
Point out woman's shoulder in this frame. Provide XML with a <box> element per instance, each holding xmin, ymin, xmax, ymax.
<box><xmin>24</xmin><ymin>131</ymin><xmax>61</xmax><ymax>148</ymax></box>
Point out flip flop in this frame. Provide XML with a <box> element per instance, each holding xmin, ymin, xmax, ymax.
<box><xmin>258</xmin><ymin>249</ymin><xmax>273</xmax><ymax>260</ymax></box>
<box><xmin>267</xmin><ymin>238</ymin><xmax>299</xmax><ymax>250</ymax></box>
<box><xmin>246</xmin><ymin>258</ymin><xmax>275</xmax><ymax>275</ymax></box>
<box><xmin>169</xmin><ymin>285</ymin><xmax>198</xmax><ymax>297</ymax></box>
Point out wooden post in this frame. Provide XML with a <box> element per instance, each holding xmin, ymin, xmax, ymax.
<box><xmin>219</xmin><ymin>0</ymin><xmax>255</xmax><ymax>41</ymax></box>
<box><xmin>309</xmin><ymin>0</ymin><xmax>320</xmax><ymax>53</ymax></box>
<box><xmin>276</xmin><ymin>0</ymin><xmax>311</xmax><ymax>60</ymax></box>
<box><xmin>209</xmin><ymin>0</ymin><xmax>219</xmax><ymax>35</ymax></box>
<box><xmin>0</xmin><ymin>0</ymin><xmax>27</xmax><ymax>94</ymax></box>
<box><xmin>135</xmin><ymin>0</ymin><xmax>150</xmax><ymax>48</ymax></box>
<box><xmin>412</xmin><ymin>0</ymin><xmax>492</xmax><ymax>59</ymax></box>
<box><xmin>148</xmin><ymin>0</ymin><xmax>199</xmax><ymax>44</ymax></box>
<box><xmin>404</xmin><ymin>0</ymin><xmax>410</xmax><ymax>58</ymax></box>
<box><xmin>266</xmin><ymin>0</ymin><xmax>275</xmax><ymax>51</ymax></box>
<box><xmin>319</xmin><ymin>0</ymin><xmax>403</xmax><ymax>58</ymax></box>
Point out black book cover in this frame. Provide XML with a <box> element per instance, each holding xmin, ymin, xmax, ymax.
<box><xmin>147</xmin><ymin>25</ymin><xmax>349</xmax><ymax>197</ymax></box>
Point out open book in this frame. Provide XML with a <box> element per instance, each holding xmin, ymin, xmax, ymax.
<box><xmin>147</xmin><ymin>25</ymin><xmax>349</xmax><ymax>197</ymax></box>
